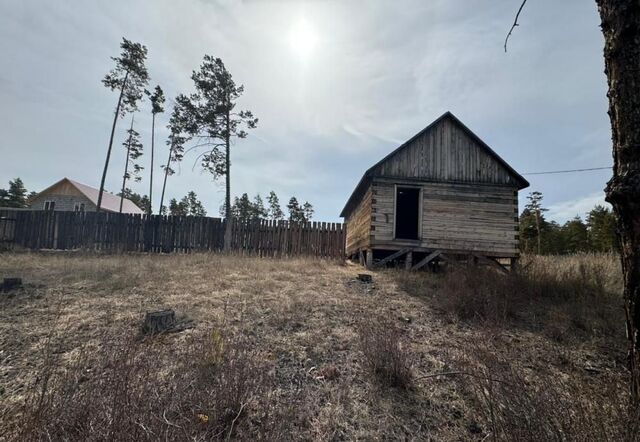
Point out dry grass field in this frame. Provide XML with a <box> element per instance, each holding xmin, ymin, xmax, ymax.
<box><xmin>0</xmin><ymin>252</ymin><xmax>636</xmax><ymax>441</ymax></box>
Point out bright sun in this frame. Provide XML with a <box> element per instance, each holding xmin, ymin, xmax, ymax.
<box><xmin>289</xmin><ymin>19</ymin><xmax>317</xmax><ymax>59</ymax></box>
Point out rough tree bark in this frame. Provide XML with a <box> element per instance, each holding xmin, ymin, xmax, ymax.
<box><xmin>597</xmin><ymin>0</ymin><xmax>640</xmax><ymax>405</ymax></box>
<box><xmin>223</xmin><ymin>103</ymin><xmax>232</xmax><ymax>251</ymax></box>
<box><xmin>149</xmin><ymin>113</ymin><xmax>155</xmax><ymax>215</ymax></box>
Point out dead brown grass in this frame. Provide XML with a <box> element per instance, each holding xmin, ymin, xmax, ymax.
<box><xmin>0</xmin><ymin>251</ymin><xmax>634</xmax><ymax>441</ymax></box>
<box><xmin>359</xmin><ymin>319</ymin><xmax>413</xmax><ymax>389</ymax></box>
<box><xmin>455</xmin><ymin>343</ymin><xmax>639</xmax><ymax>442</ymax></box>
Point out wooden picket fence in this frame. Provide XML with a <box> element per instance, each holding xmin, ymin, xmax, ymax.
<box><xmin>0</xmin><ymin>209</ymin><xmax>346</xmax><ymax>259</ymax></box>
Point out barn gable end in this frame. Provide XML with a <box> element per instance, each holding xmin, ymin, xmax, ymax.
<box><xmin>340</xmin><ymin>112</ymin><xmax>529</xmax><ymax>262</ymax></box>
<box><xmin>370</xmin><ymin>114</ymin><xmax>524</xmax><ymax>186</ymax></box>
<box><xmin>340</xmin><ymin>112</ymin><xmax>528</xmax><ymax>218</ymax></box>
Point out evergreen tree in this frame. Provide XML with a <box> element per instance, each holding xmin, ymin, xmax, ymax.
<box><xmin>158</xmin><ymin>96</ymin><xmax>192</xmax><ymax>215</ymax></box>
<box><xmin>0</xmin><ymin>178</ymin><xmax>29</xmax><ymax>208</ymax></box>
<box><xmin>0</xmin><ymin>188</ymin><xmax>8</xmax><ymax>206</ymax></box>
<box><xmin>169</xmin><ymin>191</ymin><xmax>206</xmax><ymax>216</ymax></box>
<box><xmin>287</xmin><ymin>197</ymin><xmax>302</xmax><ymax>222</ymax></box>
<box><xmin>267</xmin><ymin>190</ymin><xmax>284</xmax><ymax>220</ymax></box>
<box><xmin>587</xmin><ymin>205</ymin><xmax>618</xmax><ymax>252</ymax></box>
<box><xmin>97</xmin><ymin>38</ymin><xmax>149</xmax><ymax>212</ymax></box>
<box><xmin>230</xmin><ymin>193</ymin><xmax>253</xmax><ymax>222</ymax></box>
<box><xmin>227</xmin><ymin>193</ymin><xmax>272</xmax><ymax>222</ymax></box>
<box><xmin>287</xmin><ymin>197</ymin><xmax>313</xmax><ymax>223</ymax></box>
<box><xmin>117</xmin><ymin>188</ymin><xmax>150</xmax><ymax>213</ymax></box>
<box><xmin>302</xmin><ymin>201</ymin><xmax>314</xmax><ymax>222</ymax></box>
<box><xmin>524</xmin><ymin>191</ymin><xmax>548</xmax><ymax>254</ymax></box>
<box><xmin>9</xmin><ymin>178</ymin><xmax>28</xmax><ymax>207</ymax></box>
<box><xmin>543</xmin><ymin>221</ymin><xmax>565</xmax><ymax>255</ymax></box>
<box><xmin>183</xmin><ymin>55</ymin><xmax>258</xmax><ymax>248</ymax></box>
<box><xmin>146</xmin><ymin>85</ymin><xmax>165</xmax><ymax>215</ymax></box>
<box><xmin>518</xmin><ymin>207</ymin><xmax>537</xmax><ymax>253</ymax></box>
<box><xmin>252</xmin><ymin>194</ymin><xmax>268</xmax><ymax>219</ymax></box>
<box><xmin>119</xmin><ymin>115</ymin><xmax>144</xmax><ymax>213</ymax></box>
<box><xmin>562</xmin><ymin>216</ymin><xmax>589</xmax><ymax>253</ymax></box>
<box><xmin>168</xmin><ymin>198</ymin><xmax>187</xmax><ymax>216</ymax></box>
<box><xmin>183</xmin><ymin>191</ymin><xmax>207</xmax><ymax>216</ymax></box>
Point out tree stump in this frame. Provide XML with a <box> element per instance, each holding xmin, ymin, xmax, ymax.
<box><xmin>357</xmin><ymin>274</ymin><xmax>372</xmax><ymax>283</ymax></box>
<box><xmin>142</xmin><ymin>309</ymin><xmax>176</xmax><ymax>335</ymax></box>
<box><xmin>2</xmin><ymin>278</ymin><xmax>22</xmax><ymax>292</ymax></box>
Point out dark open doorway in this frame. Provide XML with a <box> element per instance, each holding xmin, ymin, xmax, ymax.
<box><xmin>395</xmin><ymin>187</ymin><xmax>420</xmax><ymax>240</ymax></box>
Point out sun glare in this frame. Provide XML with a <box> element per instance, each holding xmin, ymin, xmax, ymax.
<box><xmin>289</xmin><ymin>19</ymin><xmax>317</xmax><ymax>59</ymax></box>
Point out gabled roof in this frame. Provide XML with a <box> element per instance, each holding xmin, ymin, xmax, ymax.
<box><xmin>35</xmin><ymin>177</ymin><xmax>144</xmax><ymax>214</ymax></box>
<box><xmin>340</xmin><ymin>112</ymin><xmax>529</xmax><ymax>217</ymax></box>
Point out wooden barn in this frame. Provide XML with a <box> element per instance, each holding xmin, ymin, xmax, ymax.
<box><xmin>340</xmin><ymin>112</ymin><xmax>529</xmax><ymax>270</ymax></box>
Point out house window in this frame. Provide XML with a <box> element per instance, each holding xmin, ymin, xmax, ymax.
<box><xmin>74</xmin><ymin>202</ymin><xmax>85</xmax><ymax>212</ymax></box>
<box><xmin>394</xmin><ymin>187</ymin><xmax>420</xmax><ymax>240</ymax></box>
<box><xmin>44</xmin><ymin>200</ymin><xmax>55</xmax><ymax>211</ymax></box>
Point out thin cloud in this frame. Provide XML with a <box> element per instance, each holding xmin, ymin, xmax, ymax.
<box><xmin>547</xmin><ymin>191</ymin><xmax>611</xmax><ymax>223</ymax></box>
<box><xmin>0</xmin><ymin>0</ymin><xmax>614</xmax><ymax>221</ymax></box>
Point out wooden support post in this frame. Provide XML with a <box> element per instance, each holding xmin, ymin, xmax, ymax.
<box><xmin>472</xmin><ymin>254</ymin><xmax>509</xmax><ymax>274</ymax></box>
<box><xmin>405</xmin><ymin>251</ymin><xmax>413</xmax><ymax>270</ymax></box>
<box><xmin>372</xmin><ymin>248</ymin><xmax>411</xmax><ymax>268</ymax></box>
<box><xmin>411</xmin><ymin>250</ymin><xmax>442</xmax><ymax>271</ymax></box>
<box><xmin>358</xmin><ymin>249</ymin><xmax>364</xmax><ymax>266</ymax></box>
<box><xmin>365</xmin><ymin>249</ymin><xmax>373</xmax><ymax>269</ymax></box>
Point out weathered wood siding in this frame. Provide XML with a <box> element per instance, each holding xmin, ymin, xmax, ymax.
<box><xmin>345</xmin><ymin>185</ymin><xmax>372</xmax><ymax>255</ymax></box>
<box><xmin>370</xmin><ymin>117</ymin><xmax>520</xmax><ymax>187</ymax></box>
<box><xmin>371</xmin><ymin>178</ymin><xmax>519</xmax><ymax>257</ymax></box>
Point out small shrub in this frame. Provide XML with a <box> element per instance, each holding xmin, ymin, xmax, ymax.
<box><xmin>426</xmin><ymin>256</ymin><xmax>623</xmax><ymax>340</ymax></box>
<box><xmin>9</xmin><ymin>329</ymin><xmax>268</xmax><ymax>441</ymax></box>
<box><xmin>358</xmin><ymin>320</ymin><xmax>412</xmax><ymax>389</ymax></box>
<box><xmin>456</xmin><ymin>347</ymin><xmax>639</xmax><ymax>442</ymax></box>
<box><xmin>439</xmin><ymin>266</ymin><xmax>518</xmax><ymax>323</ymax></box>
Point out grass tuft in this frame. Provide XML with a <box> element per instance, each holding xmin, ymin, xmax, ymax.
<box><xmin>359</xmin><ymin>319</ymin><xmax>413</xmax><ymax>389</ymax></box>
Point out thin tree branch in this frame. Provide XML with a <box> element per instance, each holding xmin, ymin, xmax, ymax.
<box><xmin>504</xmin><ymin>0</ymin><xmax>528</xmax><ymax>53</ymax></box>
<box><xmin>226</xmin><ymin>402</ymin><xmax>246</xmax><ymax>441</ymax></box>
<box><xmin>191</xmin><ymin>151</ymin><xmax>210</xmax><ymax>171</ymax></box>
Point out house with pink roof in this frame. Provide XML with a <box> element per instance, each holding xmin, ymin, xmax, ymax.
<box><xmin>28</xmin><ymin>177</ymin><xmax>144</xmax><ymax>214</ymax></box>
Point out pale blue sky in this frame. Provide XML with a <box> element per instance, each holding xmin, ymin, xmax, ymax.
<box><xmin>0</xmin><ymin>0</ymin><xmax>612</xmax><ymax>222</ymax></box>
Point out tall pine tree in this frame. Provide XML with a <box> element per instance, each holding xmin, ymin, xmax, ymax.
<box><xmin>146</xmin><ymin>85</ymin><xmax>165</xmax><ymax>215</ymax></box>
<box><xmin>119</xmin><ymin>115</ymin><xmax>144</xmax><ymax>213</ymax></box>
<box><xmin>159</xmin><ymin>96</ymin><xmax>192</xmax><ymax>215</ymax></box>
<box><xmin>98</xmin><ymin>38</ymin><xmax>149</xmax><ymax>212</ymax></box>
<box><xmin>183</xmin><ymin>55</ymin><xmax>258</xmax><ymax>248</ymax></box>
<box><xmin>267</xmin><ymin>190</ymin><xmax>284</xmax><ymax>220</ymax></box>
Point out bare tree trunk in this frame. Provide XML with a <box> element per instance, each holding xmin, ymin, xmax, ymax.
<box><xmin>158</xmin><ymin>142</ymin><xmax>173</xmax><ymax>215</ymax></box>
<box><xmin>597</xmin><ymin>0</ymin><xmax>640</xmax><ymax>405</ymax></box>
<box><xmin>119</xmin><ymin>115</ymin><xmax>135</xmax><ymax>213</ymax></box>
<box><xmin>97</xmin><ymin>71</ymin><xmax>129</xmax><ymax>212</ymax></box>
<box><xmin>223</xmin><ymin>105</ymin><xmax>232</xmax><ymax>251</ymax></box>
<box><xmin>148</xmin><ymin>113</ymin><xmax>155</xmax><ymax>215</ymax></box>
<box><xmin>535</xmin><ymin>210</ymin><xmax>541</xmax><ymax>254</ymax></box>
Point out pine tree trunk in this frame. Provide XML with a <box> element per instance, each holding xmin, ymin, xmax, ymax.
<box><xmin>597</xmin><ymin>0</ymin><xmax>640</xmax><ymax>405</ymax></box>
<box><xmin>159</xmin><ymin>142</ymin><xmax>173</xmax><ymax>215</ymax></box>
<box><xmin>149</xmin><ymin>113</ymin><xmax>155</xmax><ymax>215</ymax></box>
<box><xmin>119</xmin><ymin>115</ymin><xmax>135</xmax><ymax>214</ymax></box>
<box><xmin>97</xmin><ymin>71</ymin><xmax>129</xmax><ymax>212</ymax></box>
<box><xmin>223</xmin><ymin>106</ymin><xmax>232</xmax><ymax>251</ymax></box>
